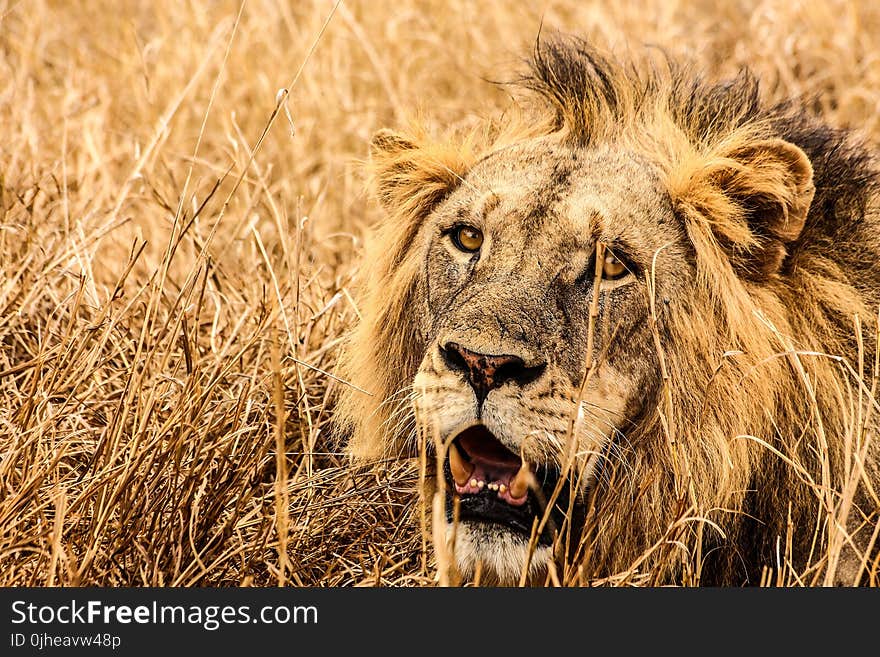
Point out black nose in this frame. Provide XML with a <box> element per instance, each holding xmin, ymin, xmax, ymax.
<box><xmin>441</xmin><ymin>342</ymin><xmax>546</xmax><ymax>407</ymax></box>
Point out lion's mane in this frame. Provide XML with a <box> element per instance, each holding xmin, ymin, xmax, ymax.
<box><xmin>337</xmin><ymin>36</ymin><xmax>880</xmax><ymax>584</ymax></box>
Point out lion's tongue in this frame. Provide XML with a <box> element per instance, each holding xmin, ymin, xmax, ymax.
<box><xmin>448</xmin><ymin>427</ymin><xmax>531</xmax><ymax>507</ymax></box>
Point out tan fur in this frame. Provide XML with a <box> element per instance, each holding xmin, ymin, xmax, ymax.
<box><xmin>337</xmin><ymin>37</ymin><xmax>880</xmax><ymax>585</ymax></box>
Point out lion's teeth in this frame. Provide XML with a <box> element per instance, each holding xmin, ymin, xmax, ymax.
<box><xmin>488</xmin><ymin>483</ymin><xmax>498</xmax><ymax>491</ymax></box>
<box><xmin>477</xmin><ymin>480</ymin><xmax>485</xmax><ymax>489</ymax></box>
<box><xmin>509</xmin><ymin>462</ymin><xmax>531</xmax><ymax>499</ymax></box>
<box><xmin>498</xmin><ymin>483</ymin><xmax>507</xmax><ymax>494</ymax></box>
<box><xmin>448</xmin><ymin>442</ymin><xmax>474</xmax><ymax>486</ymax></box>
<box><xmin>469</xmin><ymin>478</ymin><xmax>478</xmax><ymax>488</ymax></box>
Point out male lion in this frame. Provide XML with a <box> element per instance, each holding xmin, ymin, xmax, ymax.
<box><xmin>337</xmin><ymin>37</ymin><xmax>880</xmax><ymax>585</ymax></box>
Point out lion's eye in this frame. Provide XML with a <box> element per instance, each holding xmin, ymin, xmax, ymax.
<box><xmin>450</xmin><ymin>225</ymin><xmax>484</xmax><ymax>252</ymax></box>
<box><xmin>602</xmin><ymin>252</ymin><xmax>629</xmax><ymax>280</ymax></box>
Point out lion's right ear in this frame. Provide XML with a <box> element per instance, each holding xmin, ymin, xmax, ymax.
<box><xmin>368</xmin><ymin>128</ymin><xmax>473</xmax><ymax>219</ymax></box>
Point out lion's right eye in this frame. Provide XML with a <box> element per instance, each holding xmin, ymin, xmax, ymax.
<box><xmin>450</xmin><ymin>225</ymin><xmax>484</xmax><ymax>253</ymax></box>
<box><xmin>602</xmin><ymin>252</ymin><xmax>629</xmax><ymax>280</ymax></box>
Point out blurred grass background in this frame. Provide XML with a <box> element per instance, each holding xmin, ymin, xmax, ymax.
<box><xmin>1</xmin><ymin>0</ymin><xmax>878</xmax><ymax>585</ymax></box>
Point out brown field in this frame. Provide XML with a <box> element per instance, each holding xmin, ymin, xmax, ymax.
<box><xmin>1</xmin><ymin>0</ymin><xmax>879</xmax><ymax>586</ymax></box>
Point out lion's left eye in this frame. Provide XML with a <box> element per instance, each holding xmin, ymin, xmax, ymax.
<box><xmin>450</xmin><ymin>225</ymin><xmax>484</xmax><ymax>252</ymax></box>
<box><xmin>602</xmin><ymin>252</ymin><xmax>629</xmax><ymax>280</ymax></box>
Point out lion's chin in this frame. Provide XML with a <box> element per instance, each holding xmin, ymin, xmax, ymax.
<box><xmin>449</xmin><ymin>522</ymin><xmax>553</xmax><ymax>586</ymax></box>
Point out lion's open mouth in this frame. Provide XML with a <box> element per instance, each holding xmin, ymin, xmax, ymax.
<box><xmin>444</xmin><ymin>424</ymin><xmax>561</xmax><ymax>544</ymax></box>
<box><xmin>449</xmin><ymin>425</ymin><xmax>531</xmax><ymax>505</ymax></box>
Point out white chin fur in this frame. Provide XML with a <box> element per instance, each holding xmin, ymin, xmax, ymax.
<box><xmin>448</xmin><ymin>522</ymin><xmax>552</xmax><ymax>585</ymax></box>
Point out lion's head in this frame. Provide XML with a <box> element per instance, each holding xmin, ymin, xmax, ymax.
<box><xmin>337</xmin><ymin>37</ymin><xmax>880</xmax><ymax>585</ymax></box>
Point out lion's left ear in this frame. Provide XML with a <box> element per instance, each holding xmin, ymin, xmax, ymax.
<box><xmin>368</xmin><ymin>128</ymin><xmax>473</xmax><ymax>221</ymax></box>
<box><xmin>676</xmin><ymin>137</ymin><xmax>815</xmax><ymax>278</ymax></box>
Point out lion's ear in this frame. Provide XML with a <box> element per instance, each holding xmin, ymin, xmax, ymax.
<box><xmin>678</xmin><ymin>138</ymin><xmax>815</xmax><ymax>278</ymax></box>
<box><xmin>368</xmin><ymin>128</ymin><xmax>472</xmax><ymax>219</ymax></box>
<box><xmin>369</xmin><ymin>128</ymin><xmax>416</xmax><ymax>160</ymax></box>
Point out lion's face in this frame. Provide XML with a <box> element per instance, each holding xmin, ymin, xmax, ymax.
<box><xmin>408</xmin><ymin>139</ymin><xmax>692</xmax><ymax>582</ymax></box>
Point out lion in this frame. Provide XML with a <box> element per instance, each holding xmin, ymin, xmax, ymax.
<box><xmin>336</xmin><ymin>36</ymin><xmax>880</xmax><ymax>586</ymax></box>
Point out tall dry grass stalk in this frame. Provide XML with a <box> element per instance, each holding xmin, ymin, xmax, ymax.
<box><xmin>1</xmin><ymin>0</ymin><xmax>878</xmax><ymax>586</ymax></box>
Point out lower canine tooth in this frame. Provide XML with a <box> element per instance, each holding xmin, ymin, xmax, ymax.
<box><xmin>509</xmin><ymin>463</ymin><xmax>532</xmax><ymax>499</ymax></box>
<box><xmin>448</xmin><ymin>442</ymin><xmax>474</xmax><ymax>486</ymax></box>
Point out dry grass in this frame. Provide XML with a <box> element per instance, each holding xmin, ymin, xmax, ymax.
<box><xmin>1</xmin><ymin>0</ymin><xmax>878</xmax><ymax>586</ymax></box>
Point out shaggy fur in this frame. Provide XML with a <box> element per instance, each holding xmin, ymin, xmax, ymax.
<box><xmin>337</xmin><ymin>35</ymin><xmax>880</xmax><ymax>585</ymax></box>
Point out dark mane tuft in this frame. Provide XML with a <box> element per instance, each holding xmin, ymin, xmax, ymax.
<box><xmin>520</xmin><ymin>34</ymin><xmax>880</xmax><ymax>257</ymax></box>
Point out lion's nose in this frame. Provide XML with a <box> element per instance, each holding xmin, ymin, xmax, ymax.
<box><xmin>441</xmin><ymin>342</ymin><xmax>546</xmax><ymax>407</ymax></box>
